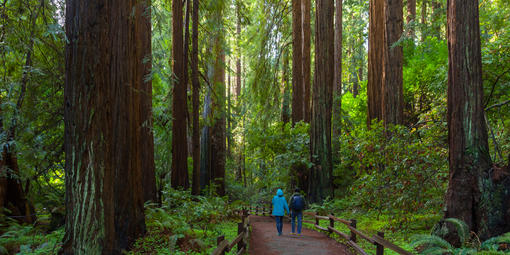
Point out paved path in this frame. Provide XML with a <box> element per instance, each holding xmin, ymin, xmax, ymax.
<box><xmin>248</xmin><ymin>215</ymin><xmax>352</xmax><ymax>255</ymax></box>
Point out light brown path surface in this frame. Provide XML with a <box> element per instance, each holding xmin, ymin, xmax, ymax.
<box><xmin>248</xmin><ymin>215</ymin><xmax>352</xmax><ymax>255</ymax></box>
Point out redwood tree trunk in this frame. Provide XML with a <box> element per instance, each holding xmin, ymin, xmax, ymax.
<box><xmin>292</xmin><ymin>0</ymin><xmax>304</xmax><ymax>124</ymax></box>
<box><xmin>421</xmin><ymin>0</ymin><xmax>427</xmax><ymax>41</ymax></box>
<box><xmin>332</xmin><ymin>0</ymin><xmax>342</xmax><ymax>160</ymax></box>
<box><xmin>62</xmin><ymin>0</ymin><xmax>151</xmax><ymax>252</ymax></box>
<box><xmin>191</xmin><ymin>0</ymin><xmax>201</xmax><ymax>195</ymax></box>
<box><xmin>236</xmin><ymin>2</ymin><xmax>242</xmax><ymax>101</ymax></box>
<box><xmin>302</xmin><ymin>0</ymin><xmax>311</xmax><ymax>123</ymax></box>
<box><xmin>309</xmin><ymin>0</ymin><xmax>334</xmax><ymax>203</ymax></box>
<box><xmin>407</xmin><ymin>0</ymin><xmax>416</xmax><ymax>37</ymax></box>
<box><xmin>171</xmin><ymin>0</ymin><xmax>189</xmax><ymax>189</ymax></box>
<box><xmin>445</xmin><ymin>0</ymin><xmax>509</xmax><ymax>241</ymax></box>
<box><xmin>210</xmin><ymin>5</ymin><xmax>226</xmax><ymax>196</ymax></box>
<box><xmin>282</xmin><ymin>51</ymin><xmax>291</xmax><ymax>124</ymax></box>
<box><xmin>382</xmin><ymin>0</ymin><xmax>404</xmax><ymax>126</ymax></box>
<box><xmin>367</xmin><ymin>0</ymin><xmax>384</xmax><ymax>126</ymax></box>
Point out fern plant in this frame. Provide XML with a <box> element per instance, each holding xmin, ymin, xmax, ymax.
<box><xmin>411</xmin><ymin>218</ymin><xmax>510</xmax><ymax>255</ymax></box>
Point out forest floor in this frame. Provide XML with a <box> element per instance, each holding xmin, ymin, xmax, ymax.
<box><xmin>248</xmin><ymin>215</ymin><xmax>352</xmax><ymax>255</ymax></box>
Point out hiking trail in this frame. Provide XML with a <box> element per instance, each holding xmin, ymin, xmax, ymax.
<box><xmin>248</xmin><ymin>215</ymin><xmax>352</xmax><ymax>255</ymax></box>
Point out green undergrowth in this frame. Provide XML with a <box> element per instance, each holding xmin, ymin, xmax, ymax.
<box><xmin>0</xmin><ymin>218</ymin><xmax>64</xmax><ymax>255</ymax></box>
<box><xmin>128</xmin><ymin>187</ymin><xmax>245</xmax><ymax>254</ymax></box>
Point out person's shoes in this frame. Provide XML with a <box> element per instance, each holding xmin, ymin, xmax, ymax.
<box><xmin>278</xmin><ymin>232</ymin><xmax>282</xmax><ymax>236</ymax></box>
<box><xmin>297</xmin><ymin>233</ymin><xmax>302</xmax><ymax>236</ymax></box>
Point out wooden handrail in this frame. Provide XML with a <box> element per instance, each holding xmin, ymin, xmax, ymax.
<box><xmin>245</xmin><ymin>206</ymin><xmax>414</xmax><ymax>255</ymax></box>
<box><xmin>211</xmin><ymin>210</ymin><xmax>249</xmax><ymax>255</ymax></box>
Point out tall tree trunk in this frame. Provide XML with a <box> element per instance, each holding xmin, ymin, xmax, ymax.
<box><xmin>227</xmin><ymin>59</ymin><xmax>231</xmax><ymax>157</ymax></box>
<box><xmin>191</xmin><ymin>0</ymin><xmax>201</xmax><ymax>196</ymax></box>
<box><xmin>309</xmin><ymin>0</ymin><xmax>334</xmax><ymax>203</ymax></box>
<box><xmin>332</xmin><ymin>0</ymin><xmax>342</xmax><ymax>161</ymax></box>
<box><xmin>282</xmin><ymin>51</ymin><xmax>291</xmax><ymax>124</ymax></box>
<box><xmin>292</xmin><ymin>0</ymin><xmax>304</xmax><ymax>124</ymax></box>
<box><xmin>62</xmin><ymin>0</ymin><xmax>151</xmax><ymax>252</ymax></box>
<box><xmin>210</xmin><ymin>4</ymin><xmax>226</xmax><ymax>196</ymax></box>
<box><xmin>171</xmin><ymin>0</ymin><xmax>189</xmax><ymax>189</ymax></box>
<box><xmin>421</xmin><ymin>0</ymin><xmax>427</xmax><ymax>41</ymax></box>
<box><xmin>431</xmin><ymin>0</ymin><xmax>442</xmax><ymax>39</ymax></box>
<box><xmin>444</xmin><ymin>0</ymin><xmax>509</xmax><ymax>241</ymax></box>
<box><xmin>140</xmin><ymin>0</ymin><xmax>157</xmax><ymax>203</ymax></box>
<box><xmin>367</xmin><ymin>0</ymin><xmax>384</xmax><ymax>126</ymax></box>
<box><xmin>236</xmin><ymin>2</ymin><xmax>242</xmax><ymax>101</ymax></box>
<box><xmin>302</xmin><ymin>0</ymin><xmax>311</xmax><ymax>123</ymax></box>
<box><xmin>382</xmin><ymin>0</ymin><xmax>404</xmax><ymax>126</ymax></box>
<box><xmin>200</xmin><ymin>91</ymin><xmax>212</xmax><ymax>191</ymax></box>
<box><xmin>407</xmin><ymin>0</ymin><xmax>416</xmax><ymax>37</ymax></box>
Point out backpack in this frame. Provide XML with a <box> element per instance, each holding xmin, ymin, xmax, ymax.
<box><xmin>291</xmin><ymin>195</ymin><xmax>304</xmax><ymax>211</ymax></box>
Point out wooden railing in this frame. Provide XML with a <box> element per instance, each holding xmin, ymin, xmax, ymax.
<box><xmin>211</xmin><ymin>210</ymin><xmax>249</xmax><ymax>255</ymax></box>
<box><xmin>248</xmin><ymin>206</ymin><xmax>414</xmax><ymax>255</ymax></box>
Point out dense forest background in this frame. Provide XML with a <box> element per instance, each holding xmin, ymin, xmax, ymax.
<box><xmin>0</xmin><ymin>0</ymin><xmax>509</xmax><ymax>254</ymax></box>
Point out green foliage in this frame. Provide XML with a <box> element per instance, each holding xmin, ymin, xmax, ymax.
<box><xmin>0</xmin><ymin>220</ymin><xmax>64</xmax><ymax>254</ymax></box>
<box><xmin>411</xmin><ymin>219</ymin><xmax>510</xmax><ymax>255</ymax></box>
<box><xmin>335</xmin><ymin>121</ymin><xmax>448</xmax><ymax>227</ymax></box>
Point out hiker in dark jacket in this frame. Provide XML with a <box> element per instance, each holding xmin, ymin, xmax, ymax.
<box><xmin>289</xmin><ymin>188</ymin><xmax>306</xmax><ymax>235</ymax></box>
<box><xmin>271</xmin><ymin>189</ymin><xmax>289</xmax><ymax>236</ymax></box>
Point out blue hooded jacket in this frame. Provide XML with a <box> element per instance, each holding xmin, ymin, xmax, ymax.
<box><xmin>271</xmin><ymin>189</ymin><xmax>289</xmax><ymax>216</ymax></box>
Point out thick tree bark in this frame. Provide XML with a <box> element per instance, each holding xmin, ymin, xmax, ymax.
<box><xmin>444</xmin><ymin>0</ymin><xmax>510</xmax><ymax>241</ymax></box>
<box><xmin>382</xmin><ymin>0</ymin><xmax>404</xmax><ymax>126</ymax></box>
<box><xmin>332</xmin><ymin>0</ymin><xmax>342</xmax><ymax>160</ymax></box>
<box><xmin>292</xmin><ymin>0</ymin><xmax>304</xmax><ymax>124</ymax></box>
<box><xmin>309</xmin><ymin>0</ymin><xmax>334</xmax><ymax>203</ymax></box>
<box><xmin>209</xmin><ymin>5</ymin><xmax>226</xmax><ymax>196</ymax></box>
<box><xmin>200</xmin><ymin>91</ymin><xmax>212</xmax><ymax>191</ymax></box>
<box><xmin>171</xmin><ymin>0</ymin><xmax>189</xmax><ymax>189</ymax></box>
<box><xmin>141</xmin><ymin>2</ymin><xmax>157</xmax><ymax>203</ymax></box>
<box><xmin>191</xmin><ymin>0</ymin><xmax>201</xmax><ymax>196</ymax></box>
<box><xmin>367</xmin><ymin>0</ymin><xmax>384</xmax><ymax>126</ymax></box>
<box><xmin>302</xmin><ymin>0</ymin><xmax>311</xmax><ymax>123</ymax></box>
<box><xmin>62</xmin><ymin>0</ymin><xmax>151</xmax><ymax>252</ymax></box>
<box><xmin>407</xmin><ymin>0</ymin><xmax>416</xmax><ymax>37</ymax></box>
<box><xmin>236</xmin><ymin>2</ymin><xmax>242</xmax><ymax>101</ymax></box>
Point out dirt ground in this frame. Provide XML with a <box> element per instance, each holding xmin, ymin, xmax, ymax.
<box><xmin>248</xmin><ymin>215</ymin><xmax>352</xmax><ymax>255</ymax></box>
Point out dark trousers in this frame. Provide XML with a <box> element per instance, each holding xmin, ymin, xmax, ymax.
<box><xmin>291</xmin><ymin>211</ymin><xmax>303</xmax><ymax>234</ymax></box>
<box><xmin>275</xmin><ymin>216</ymin><xmax>283</xmax><ymax>234</ymax></box>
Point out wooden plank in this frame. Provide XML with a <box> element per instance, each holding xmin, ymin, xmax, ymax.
<box><xmin>228</xmin><ymin>232</ymin><xmax>245</xmax><ymax>250</ymax></box>
<box><xmin>372</xmin><ymin>235</ymin><xmax>414</xmax><ymax>255</ymax></box>
<box><xmin>328</xmin><ymin>215</ymin><xmax>352</xmax><ymax>225</ymax></box>
<box><xmin>344</xmin><ymin>224</ymin><xmax>376</xmax><ymax>244</ymax></box>
<box><xmin>303</xmin><ymin>211</ymin><xmax>316</xmax><ymax>216</ymax></box>
<box><xmin>347</xmin><ymin>240</ymin><xmax>370</xmax><ymax>255</ymax></box>
<box><xmin>236</xmin><ymin>247</ymin><xmax>245</xmax><ymax>255</ymax></box>
<box><xmin>327</xmin><ymin>226</ymin><xmax>350</xmax><ymax>240</ymax></box>
<box><xmin>315</xmin><ymin>224</ymin><xmax>328</xmax><ymax>231</ymax></box>
<box><xmin>316</xmin><ymin>215</ymin><xmax>330</xmax><ymax>220</ymax></box>
<box><xmin>211</xmin><ymin>240</ymin><xmax>229</xmax><ymax>255</ymax></box>
<box><xmin>303</xmin><ymin>220</ymin><xmax>315</xmax><ymax>224</ymax></box>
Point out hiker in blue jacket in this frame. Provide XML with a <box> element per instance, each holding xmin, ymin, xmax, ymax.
<box><xmin>271</xmin><ymin>189</ymin><xmax>289</xmax><ymax>236</ymax></box>
<box><xmin>289</xmin><ymin>188</ymin><xmax>306</xmax><ymax>235</ymax></box>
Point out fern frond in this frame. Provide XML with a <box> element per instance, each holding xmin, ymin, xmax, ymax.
<box><xmin>454</xmin><ymin>247</ymin><xmax>476</xmax><ymax>255</ymax></box>
<box><xmin>445</xmin><ymin>218</ymin><xmax>470</xmax><ymax>244</ymax></box>
<box><xmin>411</xmin><ymin>234</ymin><xmax>453</xmax><ymax>250</ymax></box>
<box><xmin>420</xmin><ymin>246</ymin><xmax>449</xmax><ymax>255</ymax></box>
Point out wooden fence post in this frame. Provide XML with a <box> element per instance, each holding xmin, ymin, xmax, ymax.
<box><xmin>350</xmin><ymin>219</ymin><xmax>357</xmax><ymax>243</ymax></box>
<box><xmin>217</xmin><ymin>235</ymin><xmax>225</xmax><ymax>255</ymax></box>
<box><xmin>315</xmin><ymin>216</ymin><xmax>319</xmax><ymax>226</ymax></box>
<box><xmin>237</xmin><ymin>222</ymin><xmax>244</xmax><ymax>252</ymax></box>
<box><xmin>376</xmin><ymin>232</ymin><xmax>384</xmax><ymax>255</ymax></box>
<box><xmin>329</xmin><ymin>215</ymin><xmax>334</xmax><ymax>234</ymax></box>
